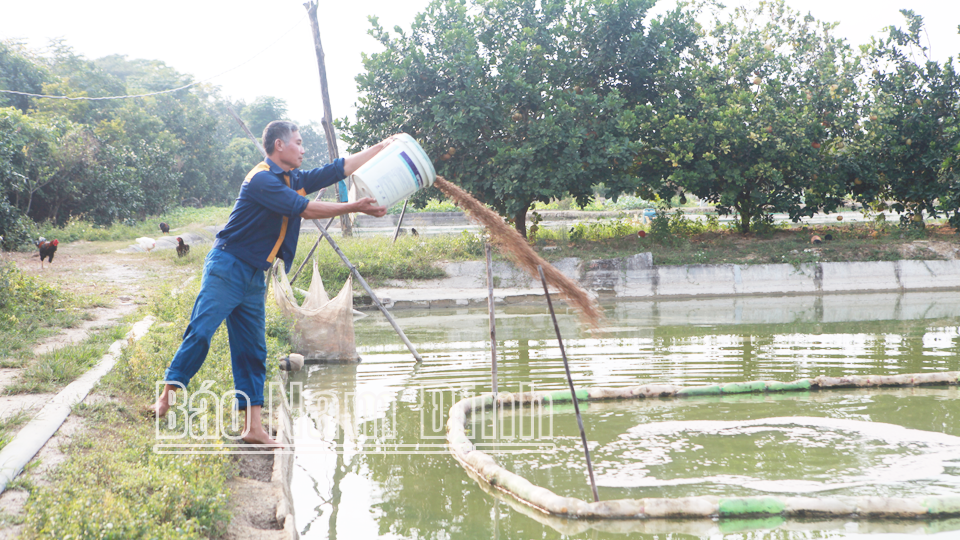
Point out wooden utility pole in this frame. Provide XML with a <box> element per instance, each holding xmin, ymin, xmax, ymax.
<box><xmin>304</xmin><ymin>1</ymin><xmax>352</xmax><ymax>236</ymax></box>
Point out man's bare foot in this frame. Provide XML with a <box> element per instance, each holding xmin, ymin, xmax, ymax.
<box><xmin>147</xmin><ymin>384</ymin><xmax>179</xmax><ymax>418</ymax></box>
<box><xmin>146</xmin><ymin>399</ymin><xmax>169</xmax><ymax>418</ymax></box>
<box><xmin>241</xmin><ymin>426</ymin><xmax>284</xmax><ymax>447</ymax></box>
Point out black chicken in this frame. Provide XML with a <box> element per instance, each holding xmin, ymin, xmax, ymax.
<box><xmin>34</xmin><ymin>238</ymin><xmax>59</xmax><ymax>269</ymax></box>
<box><xmin>159</xmin><ymin>222</ymin><xmax>170</xmax><ymax>235</ymax></box>
<box><xmin>176</xmin><ymin>237</ymin><xmax>190</xmax><ymax>258</ymax></box>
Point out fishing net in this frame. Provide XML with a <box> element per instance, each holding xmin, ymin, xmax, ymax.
<box><xmin>272</xmin><ymin>261</ymin><xmax>358</xmax><ymax>362</ymax></box>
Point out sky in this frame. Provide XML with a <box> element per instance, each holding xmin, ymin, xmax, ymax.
<box><xmin>1</xmin><ymin>0</ymin><xmax>959</xmax><ymax>128</ymax></box>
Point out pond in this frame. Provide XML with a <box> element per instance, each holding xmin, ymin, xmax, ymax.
<box><xmin>289</xmin><ymin>291</ymin><xmax>960</xmax><ymax>539</ymax></box>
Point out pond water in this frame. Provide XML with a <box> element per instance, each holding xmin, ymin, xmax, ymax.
<box><xmin>289</xmin><ymin>291</ymin><xmax>960</xmax><ymax>539</ymax></box>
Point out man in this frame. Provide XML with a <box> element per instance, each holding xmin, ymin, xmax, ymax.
<box><xmin>149</xmin><ymin>121</ymin><xmax>391</xmax><ymax>446</ymax></box>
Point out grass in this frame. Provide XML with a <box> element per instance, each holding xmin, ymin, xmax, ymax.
<box><xmin>4</xmin><ymin>324</ymin><xmax>130</xmax><ymax>395</ymax></box>
<box><xmin>30</xmin><ymin>205</ymin><xmax>233</xmax><ymax>247</ymax></box>
<box><xmin>20</xmin><ymin>399</ymin><xmax>234</xmax><ymax>539</ymax></box>
<box><xmin>526</xmin><ymin>212</ymin><xmax>957</xmax><ymax>267</ymax></box>
<box><xmin>0</xmin><ymin>262</ymin><xmax>91</xmax><ymax>360</ymax></box>
<box><xmin>287</xmin><ymin>229</ymin><xmax>486</xmax><ymax>292</ymax></box>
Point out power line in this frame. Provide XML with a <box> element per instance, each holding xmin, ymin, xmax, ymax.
<box><xmin>0</xmin><ymin>14</ymin><xmax>307</xmax><ymax>102</ymax></box>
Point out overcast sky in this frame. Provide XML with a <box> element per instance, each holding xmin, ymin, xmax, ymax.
<box><xmin>2</xmin><ymin>0</ymin><xmax>958</xmax><ymax>128</ymax></box>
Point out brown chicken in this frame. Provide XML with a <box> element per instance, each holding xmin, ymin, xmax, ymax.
<box><xmin>35</xmin><ymin>239</ymin><xmax>59</xmax><ymax>269</ymax></box>
<box><xmin>159</xmin><ymin>222</ymin><xmax>170</xmax><ymax>235</ymax></box>
<box><xmin>176</xmin><ymin>237</ymin><xmax>190</xmax><ymax>258</ymax></box>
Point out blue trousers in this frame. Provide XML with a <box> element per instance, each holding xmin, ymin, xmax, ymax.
<box><xmin>164</xmin><ymin>248</ymin><xmax>268</xmax><ymax>408</ymax></box>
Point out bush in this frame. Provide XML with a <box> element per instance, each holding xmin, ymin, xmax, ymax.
<box><xmin>0</xmin><ymin>198</ymin><xmax>31</xmax><ymax>250</ymax></box>
<box><xmin>568</xmin><ymin>215</ymin><xmax>641</xmax><ymax>242</ymax></box>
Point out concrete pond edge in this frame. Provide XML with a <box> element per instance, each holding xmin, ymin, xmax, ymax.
<box><xmin>446</xmin><ymin>371</ymin><xmax>960</xmax><ymax>521</ymax></box>
<box><xmin>366</xmin><ymin>255</ymin><xmax>960</xmax><ymax>310</ymax></box>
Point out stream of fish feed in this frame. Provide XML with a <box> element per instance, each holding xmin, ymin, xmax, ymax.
<box><xmin>288</xmin><ymin>291</ymin><xmax>960</xmax><ymax>539</ymax></box>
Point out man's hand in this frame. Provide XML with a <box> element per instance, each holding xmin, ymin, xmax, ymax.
<box><xmin>352</xmin><ymin>197</ymin><xmax>388</xmax><ymax>218</ymax></box>
<box><xmin>300</xmin><ymin>198</ymin><xmax>386</xmax><ymax>220</ymax></box>
<box><xmin>343</xmin><ymin>133</ymin><xmax>405</xmax><ymax>176</ymax></box>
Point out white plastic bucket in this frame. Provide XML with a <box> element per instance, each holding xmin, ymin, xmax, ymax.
<box><xmin>348</xmin><ymin>133</ymin><xmax>436</xmax><ymax>208</ymax></box>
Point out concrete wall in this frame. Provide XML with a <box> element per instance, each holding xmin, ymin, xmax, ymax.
<box><xmin>582</xmin><ymin>254</ymin><xmax>960</xmax><ymax>300</ymax></box>
<box><xmin>366</xmin><ymin>254</ymin><xmax>960</xmax><ymax>310</ymax></box>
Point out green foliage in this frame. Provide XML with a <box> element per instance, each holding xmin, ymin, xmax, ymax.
<box><xmin>0</xmin><ymin>196</ymin><xmax>31</xmax><ymax>249</ymax></box>
<box><xmin>0</xmin><ymin>40</ymin><xmax>48</xmax><ymax>113</ymax></box>
<box><xmin>638</xmin><ymin>0</ymin><xmax>861</xmax><ymax>233</ymax></box>
<box><xmin>240</xmin><ymin>95</ymin><xmax>288</xmax><ymax>138</ymax></box>
<box><xmin>0</xmin><ymin>42</ymin><xmax>300</xmax><ymax>229</ymax></box>
<box><xmin>387</xmin><ymin>198</ymin><xmax>460</xmax><ymax>214</ymax></box>
<box><xmin>858</xmin><ymin>11</ymin><xmax>960</xmax><ymax>229</ymax></box>
<box><xmin>342</xmin><ymin>0</ymin><xmax>699</xmax><ymax>236</ymax></box>
<box><xmin>568</xmin><ymin>216</ymin><xmax>641</xmax><ymax>242</ymax></box>
<box><xmin>532</xmin><ymin>194</ymin><xmax>658</xmax><ymax>212</ymax></box>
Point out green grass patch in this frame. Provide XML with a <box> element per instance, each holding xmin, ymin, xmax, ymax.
<box><xmin>4</xmin><ymin>325</ymin><xmax>129</xmax><ymax>395</ymax></box>
<box><xmin>529</xmin><ymin>215</ymin><xmax>956</xmax><ymax>267</ymax></box>
<box><xmin>31</xmin><ymin>205</ymin><xmax>233</xmax><ymax>246</ymax></box>
<box><xmin>21</xmin><ymin>400</ymin><xmax>233</xmax><ymax>539</ymax></box>
<box><xmin>288</xmin><ymin>230</ymin><xmax>485</xmax><ymax>291</ymax></box>
<box><xmin>0</xmin><ymin>262</ymin><xmax>88</xmax><ymax>359</ymax></box>
<box><xmin>386</xmin><ymin>198</ymin><xmax>460</xmax><ymax>214</ymax></box>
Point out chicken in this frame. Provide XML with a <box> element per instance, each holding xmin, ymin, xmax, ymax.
<box><xmin>411</xmin><ymin>227</ymin><xmax>419</xmax><ymax>237</ymax></box>
<box><xmin>159</xmin><ymin>222</ymin><xmax>170</xmax><ymax>235</ymax></box>
<box><xmin>34</xmin><ymin>239</ymin><xmax>59</xmax><ymax>269</ymax></box>
<box><xmin>176</xmin><ymin>237</ymin><xmax>190</xmax><ymax>258</ymax></box>
<box><xmin>136</xmin><ymin>237</ymin><xmax>156</xmax><ymax>252</ymax></box>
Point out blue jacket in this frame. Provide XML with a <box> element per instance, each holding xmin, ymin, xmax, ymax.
<box><xmin>213</xmin><ymin>157</ymin><xmax>345</xmax><ymax>272</ymax></box>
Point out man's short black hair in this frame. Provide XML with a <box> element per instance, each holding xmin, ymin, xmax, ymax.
<box><xmin>263</xmin><ymin>121</ymin><xmax>299</xmax><ymax>155</ymax></box>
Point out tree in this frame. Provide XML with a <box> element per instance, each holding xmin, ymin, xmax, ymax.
<box><xmin>298</xmin><ymin>121</ymin><xmax>331</xmax><ymax>169</ymax></box>
<box><xmin>638</xmin><ymin>0</ymin><xmax>862</xmax><ymax>233</ymax></box>
<box><xmin>0</xmin><ymin>40</ymin><xmax>48</xmax><ymax>113</ymax></box>
<box><xmin>343</xmin><ymin>0</ymin><xmax>698</xmax><ymax>236</ymax></box>
<box><xmin>241</xmin><ymin>96</ymin><xmax>289</xmax><ymax>138</ymax></box>
<box><xmin>857</xmin><ymin>11</ymin><xmax>960</xmax><ymax>227</ymax></box>
<box><xmin>0</xmin><ymin>107</ymin><xmax>60</xmax><ymax>219</ymax></box>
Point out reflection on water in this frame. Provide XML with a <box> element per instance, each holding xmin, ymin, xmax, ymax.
<box><xmin>290</xmin><ymin>292</ymin><xmax>960</xmax><ymax>539</ymax></box>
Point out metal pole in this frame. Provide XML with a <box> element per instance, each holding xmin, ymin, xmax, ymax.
<box><xmin>486</xmin><ymin>244</ymin><xmax>499</xmax><ymax>446</ymax></box>
<box><xmin>486</xmin><ymin>244</ymin><xmax>498</xmax><ymax>398</ymax></box>
<box><xmin>537</xmin><ymin>265</ymin><xmax>599</xmax><ymax>503</ymax></box>
<box><xmin>314</xmin><ymin>217</ymin><xmax>422</xmax><ymax>363</ymax></box>
<box><xmin>289</xmin><ymin>217</ymin><xmax>335</xmax><ymax>284</ymax></box>
<box><xmin>392</xmin><ymin>200</ymin><xmax>409</xmax><ymax>243</ymax></box>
